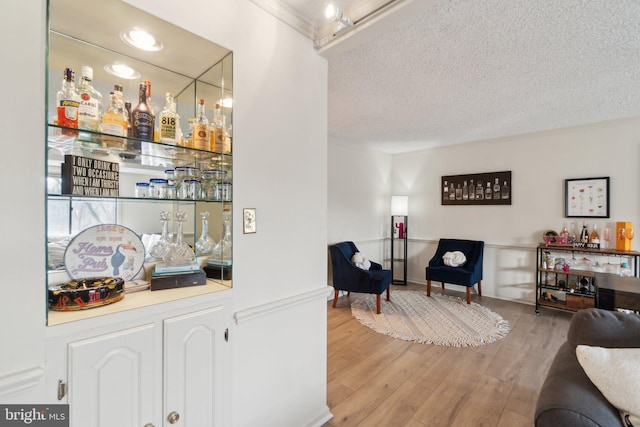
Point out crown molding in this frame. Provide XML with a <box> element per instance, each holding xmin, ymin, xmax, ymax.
<box><xmin>249</xmin><ymin>0</ymin><xmax>318</xmax><ymax>39</ymax></box>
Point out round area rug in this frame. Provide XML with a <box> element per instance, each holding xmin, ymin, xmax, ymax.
<box><xmin>350</xmin><ymin>291</ymin><xmax>510</xmax><ymax>347</ymax></box>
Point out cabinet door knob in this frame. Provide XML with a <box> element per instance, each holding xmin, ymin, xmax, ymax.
<box><xmin>144</xmin><ymin>424</ymin><xmax>155</xmax><ymax>427</ymax></box>
<box><xmin>167</xmin><ymin>411</ymin><xmax>180</xmax><ymax>424</ymax></box>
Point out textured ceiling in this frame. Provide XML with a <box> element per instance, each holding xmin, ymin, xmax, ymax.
<box><xmin>273</xmin><ymin>0</ymin><xmax>640</xmax><ymax>154</ymax></box>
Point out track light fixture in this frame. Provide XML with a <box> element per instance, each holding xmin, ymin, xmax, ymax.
<box><xmin>324</xmin><ymin>4</ymin><xmax>353</xmax><ymax>29</ymax></box>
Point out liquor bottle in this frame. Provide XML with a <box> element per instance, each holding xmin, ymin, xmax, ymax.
<box><xmin>468</xmin><ymin>179</ymin><xmax>475</xmax><ymax>200</ymax></box>
<box><xmin>501</xmin><ymin>180</ymin><xmax>509</xmax><ymax>199</ymax></box>
<box><xmin>131</xmin><ymin>82</ymin><xmax>154</xmax><ymax>142</ymax></box>
<box><xmin>100</xmin><ymin>92</ymin><xmax>127</xmax><ymax>149</ymax></box>
<box><xmin>485</xmin><ymin>182</ymin><xmax>492</xmax><ymax>199</ymax></box>
<box><xmin>462</xmin><ymin>180</ymin><xmax>468</xmax><ymax>200</ymax></box>
<box><xmin>143</xmin><ymin>80</ymin><xmax>157</xmax><ymax>141</ymax></box>
<box><xmin>493</xmin><ymin>178</ymin><xmax>500</xmax><ymax>199</ymax></box>
<box><xmin>589</xmin><ymin>224</ymin><xmax>600</xmax><ymax>244</ymax></box>
<box><xmin>192</xmin><ymin>98</ymin><xmax>210</xmax><ymax>151</ymax></box>
<box><xmin>113</xmin><ymin>84</ymin><xmax>128</xmax><ymax>128</ymax></box>
<box><xmin>449</xmin><ymin>182</ymin><xmax>455</xmax><ymax>200</ymax></box>
<box><xmin>55</xmin><ymin>67</ymin><xmax>80</xmax><ymax>135</ymax></box>
<box><xmin>580</xmin><ymin>222</ymin><xmax>589</xmax><ymax>243</ymax></box>
<box><xmin>560</xmin><ymin>225</ymin><xmax>570</xmax><ymax>244</ymax></box>
<box><xmin>158</xmin><ymin>92</ymin><xmax>180</xmax><ymax>145</ymax></box>
<box><xmin>475</xmin><ymin>181</ymin><xmax>484</xmax><ymax>200</ymax></box>
<box><xmin>183</xmin><ymin>118</ymin><xmax>194</xmax><ymax>148</ymax></box>
<box><xmin>455</xmin><ymin>184</ymin><xmax>462</xmax><ymax>200</ymax></box>
<box><xmin>222</xmin><ymin>115</ymin><xmax>231</xmax><ymax>153</ymax></box>
<box><xmin>76</xmin><ymin>66</ymin><xmax>103</xmax><ymax>145</ymax></box>
<box><xmin>443</xmin><ymin>180</ymin><xmax>449</xmax><ymax>201</ymax></box>
<box><xmin>211</xmin><ymin>103</ymin><xmax>225</xmax><ymax>152</ymax></box>
<box><xmin>124</xmin><ymin>102</ymin><xmax>132</xmax><ymax>137</ymax></box>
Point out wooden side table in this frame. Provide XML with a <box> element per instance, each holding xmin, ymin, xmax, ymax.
<box><xmin>595</xmin><ymin>273</ymin><xmax>640</xmax><ymax>312</ymax></box>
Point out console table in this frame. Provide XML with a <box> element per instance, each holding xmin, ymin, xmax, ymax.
<box><xmin>595</xmin><ymin>273</ymin><xmax>640</xmax><ymax>312</ymax></box>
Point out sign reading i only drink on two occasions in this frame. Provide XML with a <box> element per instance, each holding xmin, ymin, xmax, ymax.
<box><xmin>61</xmin><ymin>154</ymin><xmax>119</xmax><ymax>197</ymax></box>
<box><xmin>0</xmin><ymin>405</ymin><xmax>69</xmax><ymax>426</ymax></box>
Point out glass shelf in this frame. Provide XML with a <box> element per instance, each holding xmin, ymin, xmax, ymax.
<box><xmin>47</xmin><ymin>124</ymin><xmax>232</xmax><ymax>169</ymax></box>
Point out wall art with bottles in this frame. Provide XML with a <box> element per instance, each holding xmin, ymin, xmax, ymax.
<box><xmin>441</xmin><ymin>171</ymin><xmax>512</xmax><ymax>205</ymax></box>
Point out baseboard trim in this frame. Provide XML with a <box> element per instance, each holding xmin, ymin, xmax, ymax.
<box><xmin>234</xmin><ymin>287</ymin><xmax>332</xmax><ymax>325</ymax></box>
<box><xmin>303</xmin><ymin>406</ymin><xmax>333</xmax><ymax>427</ymax></box>
<box><xmin>0</xmin><ymin>366</ymin><xmax>45</xmax><ymax>399</ymax></box>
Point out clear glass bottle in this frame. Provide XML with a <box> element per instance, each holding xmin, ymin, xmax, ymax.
<box><xmin>211</xmin><ymin>210</ymin><xmax>232</xmax><ymax>266</ymax></box>
<box><xmin>449</xmin><ymin>182</ymin><xmax>455</xmax><ymax>200</ymax></box>
<box><xmin>158</xmin><ymin>92</ymin><xmax>180</xmax><ymax>145</ymax></box>
<box><xmin>164</xmin><ymin>211</ymin><xmax>196</xmax><ymax>265</ymax></box>
<box><xmin>76</xmin><ymin>65</ymin><xmax>103</xmax><ymax>146</ymax></box>
<box><xmin>493</xmin><ymin>178</ymin><xmax>500</xmax><ymax>200</ymax></box>
<box><xmin>149</xmin><ymin>211</ymin><xmax>172</xmax><ymax>260</ymax></box>
<box><xmin>196</xmin><ymin>211</ymin><xmax>216</xmax><ymax>255</ymax></box>
<box><xmin>455</xmin><ymin>183</ymin><xmax>462</xmax><ymax>200</ymax></box>
<box><xmin>131</xmin><ymin>82</ymin><xmax>154</xmax><ymax>142</ymax></box>
<box><xmin>485</xmin><ymin>182</ymin><xmax>492</xmax><ymax>199</ymax></box>
<box><xmin>443</xmin><ymin>180</ymin><xmax>449</xmax><ymax>201</ymax></box>
<box><xmin>501</xmin><ymin>180</ymin><xmax>509</xmax><ymax>199</ymax></box>
<box><xmin>100</xmin><ymin>92</ymin><xmax>127</xmax><ymax>150</ymax></box>
<box><xmin>55</xmin><ymin>67</ymin><xmax>80</xmax><ymax>135</ymax></box>
<box><xmin>211</xmin><ymin>102</ymin><xmax>225</xmax><ymax>152</ymax></box>
<box><xmin>192</xmin><ymin>98</ymin><xmax>210</xmax><ymax>151</ymax></box>
<box><xmin>589</xmin><ymin>224</ymin><xmax>600</xmax><ymax>244</ymax></box>
<box><xmin>468</xmin><ymin>179</ymin><xmax>475</xmax><ymax>200</ymax></box>
<box><xmin>462</xmin><ymin>180</ymin><xmax>468</xmax><ymax>200</ymax></box>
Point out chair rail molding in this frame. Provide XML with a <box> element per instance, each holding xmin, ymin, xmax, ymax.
<box><xmin>0</xmin><ymin>366</ymin><xmax>45</xmax><ymax>399</ymax></box>
<box><xmin>233</xmin><ymin>287</ymin><xmax>331</xmax><ymax>325</ymax></box>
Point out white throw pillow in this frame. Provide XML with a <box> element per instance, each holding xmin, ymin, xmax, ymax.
<box><xmin>576</xmin><ymin>345</ymin><xmax>640</xmax><ymax>423</ymax></box>
<box><xmin>442</xmin><ymin>251</ymin><xmax>466</xmax><ymax>267</ymax></box>
<box><xmin>351</xmin><ymin>252</ymin><xmax>371</xmax><ymax>270</ymax></box>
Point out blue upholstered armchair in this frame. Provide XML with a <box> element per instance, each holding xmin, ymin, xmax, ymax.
<box><xmin>329</xmin><ymin>241</ymin><xmax>391</xmax><ymax>314</ymax></box>
<box><xmin>425</xmin><ymin>238</ymin><xmax>484</xmax><ymax>304</ymax></box>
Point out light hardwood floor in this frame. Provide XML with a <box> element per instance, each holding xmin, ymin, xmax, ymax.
<box><xmin>322</xmin><ymin>284</ymin><xmax>574</xmax><ymax>427</ymax></box>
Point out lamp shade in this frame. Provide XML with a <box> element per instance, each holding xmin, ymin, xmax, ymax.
<box><xmin>391</xmin><ymin>196</ymin><xmax>408</xmax><ymax>216</ymax></box>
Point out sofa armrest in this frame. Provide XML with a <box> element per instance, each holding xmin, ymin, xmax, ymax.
<box><xmin>568</xmin><ymin>308</ymin><xmax>640</xmax><ymax>349</ymax></box>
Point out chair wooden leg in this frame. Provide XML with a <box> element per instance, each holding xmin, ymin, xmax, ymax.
<box><xmin>386</xmin><ymin>287</ymin><xmax>390</xmax><ymax>301</ymax></box>
<box><xmin>333</xmin><ymin>289</ymin><xmax>339</xmax><ymax>308</ymax></box>
<box><xmin>477</xmin><ymin>280</ymin><xmax>482</xmax><ymax>296</ymax></box>
<box><xmin>466</xmin><ymin>287</ymin><xmax>471</xmax><ymax>304</ymax></box>
<box><xmin>347</xmin><ymin>291</ymin><xmax>351</xmax><ymax>298</ymax></box>
<box><xmin>376</xmin><ymin>294</ymin><xmax>381</xmax><ymax>314</ymax></box>
<box><xmin>427</xmin><ymin>280</ymin><xmax>431</xmax><ymax>296</ymax></box>
<box><xmin>441</xmin><ymin>282</ymin><xmax>445</xmax><ymax>292</ymax></box>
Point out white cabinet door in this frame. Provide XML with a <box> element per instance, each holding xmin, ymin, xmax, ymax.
<box><xmin>163</xmin><ymin>307</ymin><xmax>226</xmax><ymax>427</ymax></box>
<box><xmin>68</xmin><ymin>323</ymin><xmax>160</xmax><ymax>427</ymax></box>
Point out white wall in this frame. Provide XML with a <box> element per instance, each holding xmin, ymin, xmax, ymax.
<box><xmin>328</xmin><ymin>118</ymin><xmax>640</xmax><ymax>304</ymax></box>
<box><xmin>2</xmin><ymin>1</ymin><xmax>331</xmax><ymax>426</ymax></box>
<box><xmin>328</xmin><ymin>143</ymin><xmax>392</xmax><ymax>262</ymax></box>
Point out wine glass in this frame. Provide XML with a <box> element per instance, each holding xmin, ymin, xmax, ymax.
<box><xmin>625</xmin><ymin>227</ymin><xmax>634</xmax><ymax>249</ymax></box>
<box><xmin>602</xmin><ymin>227</ymin><xmax>611</xmax><ymax>249</ymax></box>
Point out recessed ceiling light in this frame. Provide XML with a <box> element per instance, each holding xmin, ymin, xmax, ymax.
<box><xmin>104</xmin><ymin>63</ymin><xmax>141</xmax><ymax>80</ymax></box>
<box><xmin>120</xmin><ymin>28</ymin><xmax>163</xmax><ymax>51</ymax></box>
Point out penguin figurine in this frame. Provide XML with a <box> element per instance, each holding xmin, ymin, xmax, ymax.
<box><xmin>111</xmin><ymin>244</ymin><xmax>136</xmax><ymax>276</ymax></box>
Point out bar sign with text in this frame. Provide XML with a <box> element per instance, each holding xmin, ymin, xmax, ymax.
<box><xmin>61</xmin><ymin>154</ymin><xmax>119</xmax><ymax>197</ymax></box>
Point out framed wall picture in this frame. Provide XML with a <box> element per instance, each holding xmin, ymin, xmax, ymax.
<box><xmin>565</xmin><ymin>177</ymin><xmax>610</xmax><ymax>218</ymax></box>
<box><xmin>243</xmin><ymin>208</ymin><xmax>256</xmax><ymax>233</ymax></box>
<box><xmin>441</xmin><ymin>171</ymin><xmax>511</xmax><ymax>205</ymax></box>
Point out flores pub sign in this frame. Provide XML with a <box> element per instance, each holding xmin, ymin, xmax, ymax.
<box><xmin>61</xmin><ymin>155</ymin><xmax>119</xmax><ymax>197</ymax></box>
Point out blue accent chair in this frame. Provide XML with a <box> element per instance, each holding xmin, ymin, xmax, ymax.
<box><xmin>425</xmin><ymin>238</ymin><xmax>484</xmax><ymax>304</ymax></box>
<box><xmin>329</xmin><ymin>241</ymin><xmax>391</xmax><ymax>314</ymax></box>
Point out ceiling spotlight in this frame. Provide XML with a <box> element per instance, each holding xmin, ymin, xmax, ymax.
<box><xmin>104</xmin><ymin>62</ymin><xmax>141</xmax><ymax>80</ymax></box>
<box><xmin>120</xmin><ymin>28</ymin><xmax>164</xmax><ymax>51</ymax></box>
<box><xmin>324</xmin><ymin>4</ymin><xmax>353</xmax><ymax>28</ymax></box>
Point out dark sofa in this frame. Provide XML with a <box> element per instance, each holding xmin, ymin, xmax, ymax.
<box><xmin>535</xmin><ymin>308</ymin><xmax>640</xmax><ymax>427</ymax></box>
